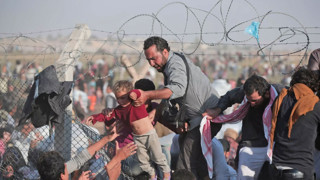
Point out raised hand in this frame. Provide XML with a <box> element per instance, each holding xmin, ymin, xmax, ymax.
<box><xmin>84</xmin><ymin>116</ymin><xmax>94</xmax><ymax>125</ymax></box>
<box><xmin>102</xmin><ymin>108</ymin><xmax>114</xmax><ymax>117</ymax></box>
<box><xmin>132</xmin><ymin>89</ymin><xmax>147</xmax><ymax>107</ymax></box>
<box><xmin>78</xmin><ymin>170</ymin><xmax>95</xmax><ymax>180</ymax></box>
<box><xmin>116</xmin><ymin>141</ymin><xmax>137</xmax><ymax>161</ymax></box>
<box><xmin>105</xmin><ymin>121</ymin><xmax>123</xmax><ymax>142</ymax></box>
<box><xmin>129</xmin><ymin>91</ymin><xmax>138</xmax><ymax>100</ymax></box>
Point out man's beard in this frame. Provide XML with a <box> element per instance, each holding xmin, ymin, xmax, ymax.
<box><xmin>157</xmin><ymin>66</ymin><xmax>165</xmax><ymax>72</ymax></box>
<box><xmin>254</xmin><ymin>97</ymin><xmax>269</xmax><ymax>108</ymax></box>
<box><xmin>156</xmin><ymin>55</ymin><xmax>167</xmax><ymax>72</ymax></box>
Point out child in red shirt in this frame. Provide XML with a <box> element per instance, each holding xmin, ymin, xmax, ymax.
<box><xmin>89</xmin><ymin>80</ymin><xmax>170</xmax><ymax>179</ymax></box>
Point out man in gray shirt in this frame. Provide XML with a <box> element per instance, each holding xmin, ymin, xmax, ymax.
<box><xmin>132</xmin><ymin>36</ymin><xmax>220</xmax><ymax>179</ymax></box>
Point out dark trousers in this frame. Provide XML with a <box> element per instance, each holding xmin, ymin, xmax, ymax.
<box><xmin>176</xmin><ymin>126</ymin><xmax>208</xmax><ymax>179</ymax></box>
<box><xmin>258</xmin><ymin>161</ymin><xmax>310</xmax><ymax>180</ymax></box>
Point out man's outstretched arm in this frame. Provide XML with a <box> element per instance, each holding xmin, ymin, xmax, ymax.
<box><xmin>105</xmin><ymin>142</ymin><xmax>137</xmax><ymax>180</ymax></box>
<box><xmin>66</xmin><ymin>122</ymin><xmax>121</xmax><ymax>173</ymax></box>
<box><xmin>132</xmin><ymin>88</ymin><xmax>172</xmax><ymax>106</ymax></box>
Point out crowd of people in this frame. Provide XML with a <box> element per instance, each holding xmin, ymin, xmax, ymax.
<box><xmin>0</xmin><ymin>36</ymin><xmax>319</xmax><ymax>180</ymax></box>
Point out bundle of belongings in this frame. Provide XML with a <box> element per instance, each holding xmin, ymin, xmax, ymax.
<box><xmin>19</xmin><ymin>65</ymin><xmax>73</xmax><ymax>130</ymax></box>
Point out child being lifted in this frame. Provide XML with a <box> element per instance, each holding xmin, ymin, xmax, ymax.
<box><xmin>89</xmin><ymin>80</ymin><xmax>170</xmax><ymax>180</ymax></box>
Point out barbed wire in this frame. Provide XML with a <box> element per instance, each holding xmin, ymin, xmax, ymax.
<box><xmin>0</xmin><ymin>1</ymin><xmax>319</xmax><ymax>178</ymax></box>
<box><xmin>1</xmin><ymin>26</ymin><xmax>319</xmax><ymax>37</ymax></box>
<box><xmin>0</xmin><ymin>0</ymin><xmax>319</xmax><ymax>80</ymax></box>
<box><xmin>2</xmin><ymin>40</ymin><xmax>320</xmax><ymax>49</ymax></box>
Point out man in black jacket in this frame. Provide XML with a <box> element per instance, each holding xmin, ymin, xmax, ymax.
<box><xmin>203</xmin><ymin>74</ymin><xmax>285</xmax><ymax>179</ymax></box>
<box><xmin>307</xmin><ymin>48</ymin><xmax>320</xmax><ymax>179</ymax></box>
<box><xmin>269</xmin><ymin>68</ymin><xmax>320</xmax><ymax>180</ymax></box>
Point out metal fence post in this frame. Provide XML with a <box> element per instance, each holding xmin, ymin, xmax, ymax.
<box><xmin>54</xmin><ymin>24</ymin><xmax>91</xmax><ymax>160</ymax></box>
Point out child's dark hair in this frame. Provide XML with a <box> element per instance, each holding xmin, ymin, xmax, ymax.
<box><xmin>290</xmin><ymin>67</ymin><xmax>319</xmax><ymax>92</ymax></box>
<box><xmin>244</xmin><ymin>74</ymin><xmax>270</xmax><ymax>97</ymax></box>
<box><xmin>0</xmin><ymin>125</ymin><xmax>14</xmax><ymax>138</ymax></box>
<box><xmin>37</xmin><ymin>151</ymin><xmax>65</xmax><ymax>180</ymax></box>
<box><xmin>134</xmin><ymin>79</ymin><xmax>155</xmax><ymax>91</ymax></box>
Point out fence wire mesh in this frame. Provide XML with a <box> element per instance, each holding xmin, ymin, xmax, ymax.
<box><xmin>0</xmin><ymin>74</ymin><xmax>134</xmax><ymax>180</ymax></box>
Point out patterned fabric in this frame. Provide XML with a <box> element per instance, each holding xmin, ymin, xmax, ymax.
<box><xmin>200</xmin><ymin>86</ymin><xmax>278</xmax><ymax>178</ymax></box>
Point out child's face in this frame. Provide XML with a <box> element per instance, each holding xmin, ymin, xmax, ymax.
<box><xmin>115</xmin><ymin>90</ymin><xmax>131</xmax><ymax>107</ymax></box>
<box><xmin>2</xmin><ymin>132</ymin><xmax>11</xmax><ymax>143</ymax></box>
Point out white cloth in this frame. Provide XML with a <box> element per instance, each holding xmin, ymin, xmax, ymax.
<box><xmin>211</xmin><ymin>79</ymin><xmax>234</xmax><ymax>115</ymax></box>
<box><xmin>200</xmin><ymin>116</ymin><xmax>214</xmax><ymax>178</ymax></box>
<box><xmin>12</xmin><ymin>131</ymin><xmax>36</xmax><ymax>163</ymax></box>
<box><xmin>211</xmin><ymin>79</ymin><xmax>231</xmax><ymax>98</ymax></box>
<box><xmin>73</xmin><ymin>89</ymin><xmax>89</xmax><ymax>113</ymax></box>
<box><xmin>214</xmin><ymin>122</ymin><xmax>242</xmax><ymax>140</ymax></box>
<box><xmin>34</xmin><ymin>124</ymin><xmax>89</xmax><ymax>157</ymax></box>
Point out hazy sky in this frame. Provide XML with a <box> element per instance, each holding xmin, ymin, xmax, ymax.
<box><xmin>1</xmin><ymin>0</ymin><xmax>319</xmax><ymax>50</ymax></box>
<box><xmin>1</xmin><ymin>0</ymin><xmax>319</xmax><ymax>32</ymax></box>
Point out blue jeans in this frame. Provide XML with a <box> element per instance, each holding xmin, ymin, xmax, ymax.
<box><xmin>121</xmin><ymin>154</ymin><xmax>143</xmax><ymax>177</ymax></box>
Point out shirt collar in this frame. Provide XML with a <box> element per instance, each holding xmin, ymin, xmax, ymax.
<box><xmin>163</xmin><ymin>51</ymin><xmax>174</xmax><ymax>72</ymax></box>
<box><xmin>167</xmin><ymin>51</ymin><xmax>174</xmax><ymax>63</ymax></box>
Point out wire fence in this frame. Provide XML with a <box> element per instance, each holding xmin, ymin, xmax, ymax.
<box><xmin>1</xmin><ymin>0</ymin><xmax>319</xmax><ymax>79</ymax></box>
<box><xmin>0</xmin><ymin>74</ymin><xmax>136</xmax><ymax>179</ymax></box>
<box><xmin>0</xmin><ymin>0</ymin><xmax>319</xmax><ymax>179</ymax></box>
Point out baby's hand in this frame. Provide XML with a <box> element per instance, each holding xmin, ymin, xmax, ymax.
<box><xmin>129</xmin><ymin>91</ymin><xmax>138</xmax><ymax>100</ymax></box>
<box><xmin>84</xmin><ymin>116</ymin><xmax>94</xmax><ymax>125</ymax></box>
<box><xmin>106</xmin><ymin>109</ymin><xmax>114</xmax><ymax>118</ymax></box>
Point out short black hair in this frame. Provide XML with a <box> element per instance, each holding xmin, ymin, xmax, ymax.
<box><xmin>0</xmin><ymin>125</ymin><xmax>14</xmax><ymax>138</ymax></box>
<box><xmin>290</xmin><ymin>67</ymin><xmax>319</xmax><ymax>92</ymax></box>
<box><xmin>143</xmin><ymin>36</ymin><xmax>170</xmax><ymax>52</ymax></box>
<box><xmin>134</xmin><ymin>79</ymin><xmax>155</xmax><ymax>91</ymax></box>
<box><xmin>37</xmin><ymin>151</ymin><xmax>65</xmax><ymax>180</ymax></box>
<box><xmin>243</xmin><ymin>74</ymin><xmax>270</xmax><ymax>97</ymax></box>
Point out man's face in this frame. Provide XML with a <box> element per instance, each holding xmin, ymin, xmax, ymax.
<box><xmin>246</xmin><ymin>90</ymin><xmax>265</xmax><ymax>107</ymax></box>
<box><xmin>2</xmin><ymin>132</ymin><xmax>11</xmax><ymax>143</ymax></box>
<box><xmin>144</xmin><ymin>45</ymin><xmax>168</xmax><ymax>72</ymax></box>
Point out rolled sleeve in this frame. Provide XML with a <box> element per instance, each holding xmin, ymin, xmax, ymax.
<box><xmin>66</xmin><ymin>149</ymin><xmax>92</xmax><ymax>174</ymax></box>
<box><xmin>164</xmin><ymin>54</ymin><xmax>187</xmax><ymax>100</ymax></box>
